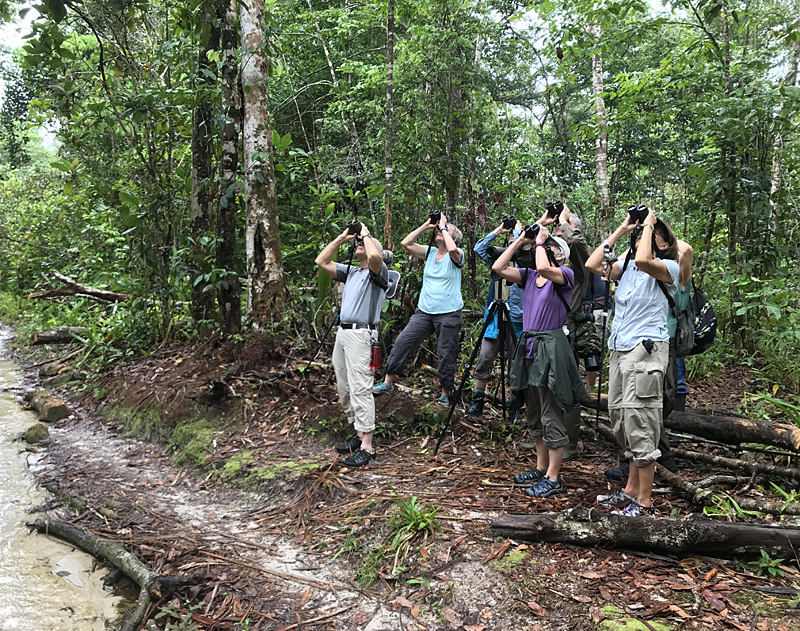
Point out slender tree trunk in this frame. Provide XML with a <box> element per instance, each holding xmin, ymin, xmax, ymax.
<box><xmin>590</xmin><ymin>24</ymin><xmax>610</xmax><ymax>218</ymax></box>
<box><xmin>444</xmin><ymin>69</ymin><xmax>462</xmax><ymax>220</ymax></box>
<box><xmin>240</xmin><ymin>0</ymin><xmax>285</xmax><ymax>325</ymax></box>
<box><xmin>190</xmin><ymin>2</ymin><xmax>222</xmax><ymax>323</ymax></box>
<box><xmin>465</xmin><ymin>36</ymin><xmax>483</xmax><ymax>296</ymax></box>
<box><xmin>384</xmin><ymin>0</ymin><xmax>394</xmax><ymax>249</ymax></box>
<box><xmin>216</xmin><ymin>0</ymin><xmax>242</xmax><ymax>332</ymax></box>
<box><xmin>770</xmin><ymin>42</ymin><xmax>799</xmax><ymax>222</ymax></box>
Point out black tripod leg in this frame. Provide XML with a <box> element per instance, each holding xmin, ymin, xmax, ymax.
<box><xmin>434</xmin><ymin>302</ymin><xmax>497</xmax><ymax>456</ymax></box>
<box><xmin>498</xmin><ymin>306</ymin><xmax>508</xmax><ymax>426</ymax></box>
<box><xmin>594</xmin><ymin>282</ymin><xmax>612</xmax><ymax>440</ymax></box>
<box><xmin>304</xmin><ymin>313</ymin><xmax>339</xmax><ymax>376</ymax></box>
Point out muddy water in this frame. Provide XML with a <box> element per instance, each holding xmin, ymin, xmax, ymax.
<box><xmin>0</xmin><ymin>333</ymin><xmax>123</xmax><ymax>630</ymax></box>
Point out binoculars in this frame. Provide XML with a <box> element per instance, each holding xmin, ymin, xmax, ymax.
<box><xmin>523</xmin><ymin>224</ymin><xmax>540</xmax><ymax>240</ymax></box>
<box><xmin>627</xmin><ymin>204</ymin><xmax>650</xmax><ymax>224</ymax></box>
<box><xmin>346</xmin><ymin>220</ymin><xmax>362</xmax><ymax>235</ymax></box>
<box><xmin>502</xmin><ymin>215</ymin><xmax>516</xmax><ymax>230</ymax></box>
<box><xmin>429</xmin><ymin>209</ymin><xmax>442</xmax><ymax>224</ymax></box>
<box><xmin>546</xmin><ymin>200</ymin><xmax>564</xmax><ymax>218</ymax></box>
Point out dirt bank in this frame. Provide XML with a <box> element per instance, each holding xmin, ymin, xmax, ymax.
<box><xmin>15</xmin><ymin>332</ymin><xmax>800</xmax><ymax>631</ymax></box>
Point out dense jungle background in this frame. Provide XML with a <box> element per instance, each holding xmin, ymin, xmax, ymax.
<box><xmin>0</xmin><ymin>0</ymin><xmax>799</xmax><ymax>403</ymax></box>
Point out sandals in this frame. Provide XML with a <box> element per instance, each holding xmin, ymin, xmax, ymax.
<box><xmin>435</xmin><ymin>396</ymin><xmax>450</xmax><ymax>407</ymax></box>
<box><xmin>523</xmin><ymin>475</ymin><xmax>564</xmax><ymax>498</ymax></box>
<box><xmin>513</xmin><ymin>468</ymin><xmax>546</xmax><ymax>485</ymax></box>
<box><xmin>341</xmin><ymin>448</ymin><xmax>376</xmax><ymax>468</ymax></box>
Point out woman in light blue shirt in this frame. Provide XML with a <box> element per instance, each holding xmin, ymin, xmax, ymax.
<box><xmin>585</xmin><ymin>208</ymin><xmax>679</xmax><ymax>517</ymax></box>
<box><xmin>373</xmin><ymin>212</ymin><xmax>464</xmax><ymax>406</ymax></box>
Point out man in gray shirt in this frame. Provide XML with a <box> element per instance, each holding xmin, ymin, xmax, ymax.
<box><xmin>315</xmin><ymin>223</ymin><xmax>389</xmax><ymax>467</ymax></box>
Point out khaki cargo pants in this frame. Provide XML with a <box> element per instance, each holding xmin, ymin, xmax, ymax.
<box><xmin>332</xmin><ymin>327</ymin><xmax>376</xmax><ymax>434</ymax></box>
<box><xmin>608</xmin><ymin>341</ymin><xmax>669</xmax><ymax>467</ymax></box>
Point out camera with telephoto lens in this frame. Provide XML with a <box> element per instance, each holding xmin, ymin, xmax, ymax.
<box><xmin>546</xmin><ymin>200</ymin><xmax>564</xmax><ymax>218</ymax></box>
<box><xmin>429</xmin><ymin>209</ymin><xmax>442</xmax><ymax>224</ymax></box>
<box><xmin>575</xmin><ymin>301</ymin><xmax>594</xmax><ymax>324</ymax></box>
<box><xmin>523</xmin><ymin>224</ymin><xmax>540</xmax><ymax>240</ymax></box>
<box><xmin>627</xmin><ymin>204</ymin><xmax>649</xmax><ymax>224</ymax></box>
<box><xmin>502</xmin><ymin>215</ymin><xmax>516</xmax><ymax>230</ymax></box>
<box><xmin>346</xmin><ymin>219</ymin><xmax>362</xmax><ymax>235</ymax></box>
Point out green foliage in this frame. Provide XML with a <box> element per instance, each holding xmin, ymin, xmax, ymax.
<box><xmin>747</xmin><ymin>549</ymin><xmax>785</xmax><ymax>578</ymax></box>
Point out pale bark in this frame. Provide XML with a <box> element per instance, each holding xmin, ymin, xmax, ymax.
<box><xmin>190</xmin><ymin>1</ymin><xmax>222</xmax><ymax>322</ymax></box>
<box><xmin>384</xmin><ymin>0</ymin><xmax>395</xmax><ymax>249</ymax></box>
<box><xmin>465</xmin><ymin>36</ymin><xmax>484</xmax><ymax>292</ymax></box>
<box><xmin>770</xmin><ymin>42</ymin><xmax>799</xmax><ymax>221</ymax></box>
<box><xmin>444</xmin><ymin>69</ymin><xmax>462</xmax><ymax>220</ymax></box>
<box><xmin>240</xmin><ymin>0</ymin><xmax>285</xmax><ymax>324</ymax></box>
<box><xmin>590</xmin><ymin>24</ymin><xmax>610</xmax><ymax>218</ymax></box>
<box><xmin>217</xmin><ymin>0</ymin><xmax>242</xmax><ymax>332</ymax></box>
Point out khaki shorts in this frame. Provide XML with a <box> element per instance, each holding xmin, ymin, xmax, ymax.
<box><xmin>608</xmin><ymin>341</ymin><xmax>668</xmax><ymax>466</ymax></box>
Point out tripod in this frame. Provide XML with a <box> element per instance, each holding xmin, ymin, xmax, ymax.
<box><xmin>434</xmin><ymin>276</ymin><xmax>518</xmax><ymax>455</ymax></box>
<box><xmin>593</xmin><ymin>271</ymin><xmax>613</xmax><ymax>438</ymax></box>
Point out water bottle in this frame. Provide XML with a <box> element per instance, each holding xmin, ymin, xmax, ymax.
<box><xmin>369</xmin><ymin>339</ymin><xmax>381</xmax><ymax>370</ymax></box>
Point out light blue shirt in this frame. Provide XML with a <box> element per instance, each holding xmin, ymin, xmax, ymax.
<box><xmin>608</xmin><ymin>255</ymin><xmax>680</xmax><ymax>352</ymax></box>
<box><xmin>418</xmin><ymin>247</ymin><xmax>464</xmax><ymax>314</ymax></box>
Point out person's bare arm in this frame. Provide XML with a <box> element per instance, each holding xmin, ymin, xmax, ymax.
<box><xmin>361</xmin><ymin>224</ymin><xmax>383</xmax><ymax>275</ymax></box>
<box><xmin>315</xmin><ymin>228</ymin><xmax>354</xmax><ymax>278</ymax></box>
<box><xmin>677</xmin><ymin>239</ymin><xmax>693</xmax><ymax>289</ymax></box>
<box><xmin>491</xmin><ymin>235</ymin><xmax>530</xmax><ymax>285</ymax></box>
<box><xmin>401</xmin><ymin>220</ymin><xmax>434</xmax><ymax>261</ymax></box>
<box><xmin>438</xmin><ymin>212</ymin><xmax>463</xmax><ymax>265</ymax></box>
<box><xmin>534</xmin><ymin>226</ymin><xmax>565</xmax><ymax>285</ymax></box>
<box><xmin>585</xmin><ymin>215</ymin><xmax>637</xmax><ymax>281</ymax></box>
<box><xmin>635</xmin><ymin>210</ymin><xmax>675</xmax><ymax>283</ymax></box>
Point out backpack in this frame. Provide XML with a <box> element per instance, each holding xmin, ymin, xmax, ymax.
<box><xmin>688</xmin><ymin>284</ymin><xmax>717</xmax><ymax>355</ymax></box>
<box><xmin>657</xmin><ymin>280</ymin><xmax>716</xmax><ymax>357</ymax></box>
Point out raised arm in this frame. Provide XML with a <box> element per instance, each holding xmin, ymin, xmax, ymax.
<box><xmin>585</xmin><ymin>215</ymin><xmax>638</xmax><ymax>282</ymax></box>
<box><xmin>534</xmin><ymin>226</ymin><xmax>565</xmax><ymax>285</ymax></box>
<box><xmin>635</xmin><ymin>210</ymin><xmax>675</xmax><ymax>283</ymax></box>
<box><xmin>360</xmin><ymin>224</ymin><xmax>384</xmax><ymax>275</ymax></box>
<box><xmin>401</xmin><ymin>219</ymin><xmax>435</xmax><ymax>261</ymax></box>
<box><xmin>315</xmin><ymin>228</ymin><xmax>354</xmax><ymax>278</ymax></box>
<box><xmin>677</xmin><ymin>239</ymin><xmax>693</xmax><ymax>290</ymax></box>
<box><xmin>475</xmin><ymin>222</ymin><xmax>511</xmax><ymax>264</ymax></box>
<box><xmin>492</xmin><ymin>233</ymin><xmax>532</xmax><ymax>285</ymax></box>
<box><xmin>437</xmin><ymin>212</ymin><xmax>463</xmax><ymax>265</ymax></box>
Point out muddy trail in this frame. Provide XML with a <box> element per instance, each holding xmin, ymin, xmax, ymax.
<box><xmin>14</xmin><ymin>331</ymin><xmax>800</xmax><ymax>631</ymax></box>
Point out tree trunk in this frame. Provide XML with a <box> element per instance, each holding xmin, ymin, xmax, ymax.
<box><xmin>189</xmin><ymin>2</ymin><xmax>222</xmax><ymax>323</ymax></box>
<box><xmin>590</xmin><ymin>24</ymin><xmax>610</xmax><ymax>218</ymax></box>
<box><xmin>491</xmin><ymin>507</ymin><xmax>800</xmax><ymax>559</ymax></box>
<box><xmin>444</xmin><ymin>69</ymin><xmax>462</xmax><ymax>220</ymax></box>
<box><xmin>216</xmin><ymin>0</ymin><xmax>242</xmax><ymax>332</ymax></box>
<box><xmin>240</xmin><ymin>0</ymin><xmax>285</xmax><ymax>325</ymax></box>
<box><xmin>29</xmin><ymin>326</ymin><xmax>89</xmax><ymax>345</ymax></box>
<box><xmin>769</xmin><ymin>41</ymin><xmax>799</xmax><ymax>223</ymax></box>
<box><xmin>383</xmin><ymin>0</ymin><xmax>394</xmax><ymax>249</ymax></box>
<box><xmin>465</xmin><ymin>37</ymin><xmax>483</xmax><ymax>297</ymax></box>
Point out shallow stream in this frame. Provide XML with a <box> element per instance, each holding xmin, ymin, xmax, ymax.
<box><xmin>0</xmin><ymin>329</ymin><xmax>123</xmax><ymax>630</ymax></box>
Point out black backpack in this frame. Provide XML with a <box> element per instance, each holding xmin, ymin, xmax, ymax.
<box><xmin>688</xmin><ymin>284</ymin><xmax>717</xmax><ymax>355</ymax></box>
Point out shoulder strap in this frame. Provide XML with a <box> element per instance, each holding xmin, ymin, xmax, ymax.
<box><xmin>553</xmin><ymin>281</ymin><xmax>570</xmax><ymax>313</ymax></box>
<box><xmin>656</xmin><ymin>279</ymin><xmax>676</xmax><ymax>309</ymax></box>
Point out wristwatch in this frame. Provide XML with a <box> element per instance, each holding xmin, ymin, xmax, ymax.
<box><xmin>440</xmin><ymin>226</ymin><xmax>449</xmax><ymax>232</ymax></box>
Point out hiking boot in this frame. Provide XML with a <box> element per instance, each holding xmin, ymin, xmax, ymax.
<box><xmin>597</xmin><ymin>488</ymin><xmax>636</xmax><ymax>508</ymax></box>
<box><xmin>657</xmin><ymin>452</ymin><xmax>679</xmax><ymax>474</ymax></box>
<box><xmin>604</xmin><ymin>461</ymin><xmax>630</xmax><ymax>484</ymax></box>
<box><xmin>513</xmin><ymin>468</ymin><xmax>546</xmax><ymax>485</ymax></box>
<box><xmin>335</xmin><ymin>435</ymin><xmax>362</xmax><ymax>455</ymax></box>
<box><xmin>523</xmin><ymin>475</ymin><xmax>564</xmax><ymax>498</ymax></box>
<box><xmin>372</xmin><ymin>381</ymin><xmax>393</xmax><ymax>396</ymax></box>
<box><xmin>341</xmin><ymin>448</ymin><xmax>376</xmax><ymax>468</ymax></box>
<box><xmin>465</xmin><ymin>393</ymin><xmax>485</xmax><ymax>417</ymax></box>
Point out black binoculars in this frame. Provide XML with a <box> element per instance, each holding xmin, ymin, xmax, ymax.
<box><xmin>429</xmin><ymin>209</ymin><xmax>442</xmax><ymax>224</ymax></box>
<box><xmin>502</xmin><ymin>215</ymin><xmax>516</xmax><ymax>230</ymax></box>
<box><xmin>523</xmin><ymin>224</ymin><xmax>540</xmax><ymax>240</ymax></box>
<box><xmin>546</xmin><ymin>200</ymin><xmax>564</xmax><ymax>218</ymax></box>
<box><xmin>627</xmin><ymin>204</ymin><xmax>650</xmax><ymax>224</ymax></box>
<box><xmin>346</xmin><ymin>219</ymin><xmax>362</xmax><ymax>235</ymax></box>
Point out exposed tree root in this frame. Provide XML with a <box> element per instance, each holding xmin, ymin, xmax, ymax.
<box><xmin>28</xmin><ymin>517</ymin><xmax>204</xmax><ymax>631</ymax></box>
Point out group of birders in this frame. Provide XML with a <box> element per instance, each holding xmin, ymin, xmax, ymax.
<box><xmin>314</xmin><ymin>200</ymin><xmax>693</xmax><ymax>517</ymax></box>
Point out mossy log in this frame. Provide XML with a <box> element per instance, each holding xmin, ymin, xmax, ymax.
<box><xmin>29</xmin><ymin>391</ymin><xmax>69</xmax><ymax>422</ymax></box>
<box><xmin>30</xmin><ymin>517</ymin><xmax>203</xmax><ymax>631</ymax></box>
<box><xmin>583</xmin><ymin>395</ymin><xmax>800</xmax><ymax>452</ymax></box>
<box><xmin>491</xmin><ymin>507</ymin><xmax>800</xmax><ymax>559</ymax></box>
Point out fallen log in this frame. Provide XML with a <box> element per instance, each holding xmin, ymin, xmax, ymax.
<box><xmin>673</xmin><ymin>447</ymin><xmax>800</xmax><ymax>482</ymax></box>
<box><xmin>582</xmin><ymin>396</ymin><xmax>800</xmax><ymax>452</ymax></box>
<box><xmin>29</xmin><ymin>391</ymin><xmax>69</xmax><ymax>422</ymax></box>
<box><xmin>491</xmin><ymin>507</ymin><xmax>800</xmax><ymax>559</ymax></box>
<box><xmin>29</xmin><ymin>517</ymin><xmax>203</xmax><ymax>631</ymax></box>
<box><xmin>656</xmin><ymin>467</ymin><xmax>800</xmax><ymax>516</ymax></box>
<box><xmin>29</xmin><ymin>326</ymin><xmax>88</xmax><ymax>345</ymax></box>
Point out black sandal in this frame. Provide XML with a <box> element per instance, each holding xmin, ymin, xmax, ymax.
<box><xmin>341</xmin><ymin>448</ymin><xmax>376</xmax><ymax>468</ymax></box>
<box><xmin>336</xmin><ymin>435</ymin><xmax>362</xmax><ymax>454</ymax></box>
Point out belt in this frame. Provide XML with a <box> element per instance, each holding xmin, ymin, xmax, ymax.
<box><xmin>340</xmin><ymin>322</ymin><xmax>377</xmax><ymax>330</ymax></box>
